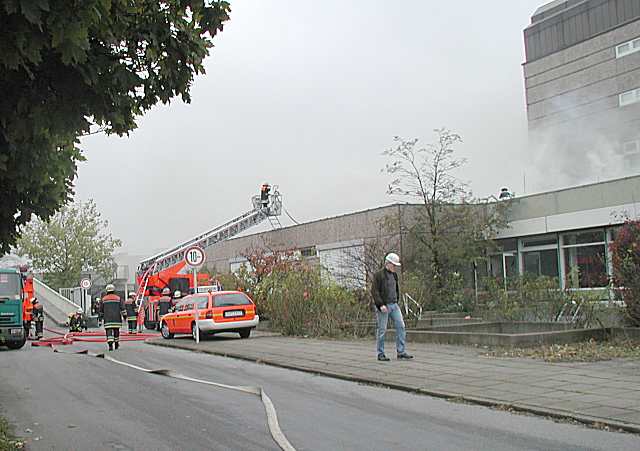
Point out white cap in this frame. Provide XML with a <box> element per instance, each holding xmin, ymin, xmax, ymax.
<box><xmin>385</xmin><ymin>253</ymin><xmax>401</xmax><ymax>267</ymax></box>
<box><xmin>77</xmin><ymin>308</ymin><xmax>83</xmax><ymax>314</ymax></box>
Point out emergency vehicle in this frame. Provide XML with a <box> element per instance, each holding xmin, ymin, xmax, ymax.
<box><xmin>159</xmin><ymin>290</ymin><xmax>258</xmax><ymax>340</ymax></box>
<box><xmin>0</xmin><ymin>267</ymin><xmax>29</xmax><ymax>349</ymax></box>
<box><xmin>135</xmin><ymin>185</ymin><xmax>282</xmax><ymax>330</ymax></box>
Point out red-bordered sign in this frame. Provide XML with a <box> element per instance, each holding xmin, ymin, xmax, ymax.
<box><xmin>184</xmin><ymin>246</ymin><xmax>206</xmax><ymax>268</ymax></box>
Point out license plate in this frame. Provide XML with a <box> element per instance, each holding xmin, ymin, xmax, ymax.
<box><xmin>223</xmin><ymin>310</ymin><xmax>244</xmax><ymax>318</ymax></box>
<box><xmin>10</xmin><ymin>328</ymin><xmax>23</xmax><ymax>336</ymax></box>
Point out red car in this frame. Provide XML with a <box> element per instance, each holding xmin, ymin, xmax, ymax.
<box><xmin>159</xmin><ymin>291</ymin><xmax>259</xmax><ymax>340</ymax></box>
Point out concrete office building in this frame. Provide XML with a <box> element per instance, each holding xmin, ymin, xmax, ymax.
<box><xmin>524</xmin><ymin>0</ymin><xmax>640</xmax><ymax>186</ymax></box>
<box><xmin>204</xmin><ymin>176</ymin><xmax>640</xmax><ymax>297</ymax></box>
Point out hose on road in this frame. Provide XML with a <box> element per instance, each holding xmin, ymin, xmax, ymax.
<box><xmin>36</xmin><ymin>330</ymin><xmax>296</xmax><ymax>451</ymax></box>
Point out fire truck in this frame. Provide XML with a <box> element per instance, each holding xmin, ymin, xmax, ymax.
<box><xmin>0</xmin><ymin>266</ymin><xmax>32</xmax><ymax>349</ymax></box>
<box><xmin>135</xmin><ymin>185</ymin><xmax>282</xmax><ymax>330</ymax></box>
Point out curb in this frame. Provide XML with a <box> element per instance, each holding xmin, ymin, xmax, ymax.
<box><xmin>146</xmin><ymin>339</ymin><xmax>640</xmax><ymax>435</ymax></box>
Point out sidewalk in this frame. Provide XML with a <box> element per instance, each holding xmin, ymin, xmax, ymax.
<box><xmin>147</xmin><ymin>333</ymin><xmax>640</xmax><ymax>433</ymax></box>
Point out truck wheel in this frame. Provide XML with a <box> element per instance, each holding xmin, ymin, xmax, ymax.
<box><xmin>160</xmin><ymin>322</ymin><xmax>174</xmax><ymax>339</ymax></box>
<box><xmin>239</xmin><ymin>328</ymin><xmax>251</xmax><ymax>339</ymax></box>
<box><xmin>6</xmin><ymin>336</ymin><xmax>27</xmax><ymax>350</ymax></box>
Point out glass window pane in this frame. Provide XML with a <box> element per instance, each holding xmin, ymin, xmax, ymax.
<box><xmin>522</xmin><ymin>235</ymin><xmax>557</xmax><ymax>248</ymax></box>
<box><xmin>215</xmin><ymin>293</ymin><xmax>252</xmax><ymax>307</ymax></box>
<box><xmin>523</xmin><ymin>249</ymin><xmax>558</xmax><ymax>277</ymax></box>
<box><xmin>489</xmin><ymin>255</ymin><xmax>504</xmax><ymax>279</ymax></box>
<box><xmin>523</xmin><ymin>252</ymin><xmax>540</xmax><ymax>275</ymax></box>
<box><xmin>563</xmin><ymin>245</ymin><xmax>608</xmax><ymax>288</ymax></box>
<box><xmin>563</xmin><ymin>230</ymin><xmax>604</xmax><ymax>246</ymax></box>
<box><xmin>618</xmin><ymin>43</ymin><xmax>631</xmax><ymax>55</ymax></box>
<box><xmin>496</xmin><ymin>238</ymin><xmax>517</xmax><ymax>252</ymax></box>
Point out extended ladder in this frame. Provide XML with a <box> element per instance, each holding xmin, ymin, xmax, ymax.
<box><xmin>136</xmin><ymin>187</ymin><xmax>283</xmax><ymax>281</ymax></box>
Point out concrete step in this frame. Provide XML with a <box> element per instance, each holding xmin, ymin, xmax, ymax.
<box><xmin>415</xmin><ymin>317</ymin><xmax>483</xmax><ymax>328</ymax></box>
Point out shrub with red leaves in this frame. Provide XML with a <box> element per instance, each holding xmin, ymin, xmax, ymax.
<box><xmin>610</xmin><ymin>220</ymin><xmax>640</xmax><ymax>326</ymax></box>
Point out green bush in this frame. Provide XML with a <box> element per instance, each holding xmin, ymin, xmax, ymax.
<box><xmin>260</xmin><ymin>268</ymin><xmax>371</xmax><ymax>338</ymax></box>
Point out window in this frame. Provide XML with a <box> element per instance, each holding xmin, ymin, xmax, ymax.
<box><xmin>619</xmin><ymin>88</ymin><xmax>640</xmax><ymax>107</ymax></box>
<box><xmin>214</xmin><ymin>293</ymin><xmax>252</xmax><ymax>307</ymax></box>
<box><xmin>562</xmin><ymin>230</ymin><xmax>608</xmax><ymax>289</ymax></box>
<box><xmin>616</xmin><ymin>37</ymin><xmax>640</xmax><ymax>58</ymax></box>
<box><xmin>622</xmin><ymin>140</ymin><xmax>640</xmax><ymax>166</ymax></box>
<box><xmin>299</xmin><ymin>246</ymin><xmax>317</xmax><ymax>258</ymax></box>
<box><xmin>192</xmin><ymin>295</ymin><xmax>209</xmax><ymax>309</ymax></box>
<box><xmin>521</xmin><ymin>234</ymin><xmax>559</xmax><ymax>279</ymax></box>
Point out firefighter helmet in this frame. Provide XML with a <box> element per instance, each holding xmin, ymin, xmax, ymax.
<box><xmin>129</xmin><ymin>292</ymin><xmax>136</xmax><ymax>298</ymax></box>
<box><xmin>105</xmin><ymin>284</ymin><xmax>115</xmax><ymax>293</ymax></box>
<box><xmin>173</xmin><ymin>290</ymin><xmax>182</xmax><ymax>299</ymax></box>
<box><xmin>162</xmin><ymin>287</ymin><xmax>171</xmax><ymax>295</ymax></box>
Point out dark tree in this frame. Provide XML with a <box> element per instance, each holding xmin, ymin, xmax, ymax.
<box><xmin>0</xmin><ymin>0</ymin><xmax>231</xmax><ymax>252</ymax></box>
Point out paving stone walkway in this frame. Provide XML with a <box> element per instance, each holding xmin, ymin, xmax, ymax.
<box><xmin>148</xmin><ymin>333</ymin><xmax>640</xmax><ymax>432</ymax></box>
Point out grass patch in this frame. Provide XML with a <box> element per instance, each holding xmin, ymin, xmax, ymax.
<box><xmin>483</xmin><ymin>339</ymin><xmax>640</xmax><ymax>362</ymax></box>
<box><xmin>0</xmin><ymin>416</ymin><xmax>22</xmax><ymax>450</ymax></box>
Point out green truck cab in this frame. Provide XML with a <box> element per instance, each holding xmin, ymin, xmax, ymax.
<box><xmin>0</xmin><ymin>268</ymin><xmax>26</xmax><ymax>349</ymax></box>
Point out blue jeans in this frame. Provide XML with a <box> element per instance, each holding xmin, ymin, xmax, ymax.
<box><xmin>376</xmin><ymin>303</ymin><xmax>406</xmax><ymax>356</ymax></box>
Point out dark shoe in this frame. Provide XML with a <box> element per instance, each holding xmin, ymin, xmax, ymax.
<box><xmin>378</xmin><ymin>354</ymin><xmax>390</xmax><ymax>362</ymax></box>
<box><xmin>397</xmin><ymin>352</ymin><xmax>414</xmax><ymax>360</ymax></box>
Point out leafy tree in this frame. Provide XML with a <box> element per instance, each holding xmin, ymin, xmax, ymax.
<box><xmin>0</xmin><ymin>0</ymin><xmax>231</xmax><ymax>252</ymax></box>
<box><xmin>611</xmin><ymin>220</ymin><xmax>640</xmax><ymax>326</ymax></box>
<box><xmin>16</xmin><ymin>200</ymin><xmax>122</xmax><ymax>290</ymax></box>
<box><xmin>383</xmin><ymin>128</ymin><xmax>506</xmax><ymax>309</ymax></box>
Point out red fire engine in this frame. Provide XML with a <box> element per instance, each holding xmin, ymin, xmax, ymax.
<box><xmin>135</xmin><ymin>185</ymin><xmax>282</xmax><ymax>330</ymax></box>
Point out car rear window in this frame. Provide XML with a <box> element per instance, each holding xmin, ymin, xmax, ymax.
<box><xmin>214</xmin><ymin>293</ymin><xmax>252</xmax><ymax>307</ymax></box>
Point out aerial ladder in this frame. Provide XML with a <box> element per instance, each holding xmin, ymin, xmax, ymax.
<box><xmin>134</xmin><ymin>185</ymin><xmax>282</xmax><ymax>329</ymax></box>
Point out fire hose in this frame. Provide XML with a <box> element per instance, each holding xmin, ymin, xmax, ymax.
<box><xmin>32</xmin><ymin>328</ymin><xmax>296</xmax><ymax>451</ymax></box>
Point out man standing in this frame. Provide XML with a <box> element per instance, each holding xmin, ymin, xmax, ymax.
<box><xmin>100</xmin><ymin>284</ymin><xmax>125</xmax><ymax>351</ymax></box>
<box><xmin>371</xmin><ymin>253</ymin><xmax>413</xmax><ymax>361</ymax></box>
<box><xmin>32</xmin><ymin>298</ymin><xmax>44</xmax><ymax>340</ymax></box>
<box><xmin>124</xmin><ymin>293</ymin><xmax>138</xmax><ymax>334</ymax></box>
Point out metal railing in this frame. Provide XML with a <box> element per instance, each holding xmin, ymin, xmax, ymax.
<box><xmin>401</xmin><ymin>293</ymin><xmax>423</xmax><ymax>321</ymax></box>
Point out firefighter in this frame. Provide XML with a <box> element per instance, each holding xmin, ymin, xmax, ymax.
<box><xmin>32</xmin><ymin>298</ymin><xmax>44</xmax><ymax>340</ymax></box>
<box><xmin>100</xmin><ymin>284</ymin><xmax>125</xmax><ymax>351</ymax></box>
<box><xmin>69</xmin><ymin>309</ymin><xmax>87</xmax><ymax>332</ymax></box>
<box><xmin>155</xmin><ymin>288</ymin><xmax>173</xmax><ymax>325</ymax></box>
<box><xmin>95</xmin><ymin>297</ymin><xmax>103</xmax><ymax>326</ymax></box>
<box><xmin>23</xmin><ymin>296</ymin><xmax>33</xmax><ymax>339</ymax></box>
<box><xmin>124</xmin><ymin>292</ymin><xmax>138</xmax><ymax>334</ymax></box>
<box><xmin>260</xmin><ymin>183</ymin><xmax>271</xmax><ymax>210</ymax></box>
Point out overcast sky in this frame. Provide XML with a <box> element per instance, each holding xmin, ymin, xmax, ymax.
<box><xmin>77</xmin><ymin>0</ymin><xmax>547</xmax><ymax>256</ymax></box>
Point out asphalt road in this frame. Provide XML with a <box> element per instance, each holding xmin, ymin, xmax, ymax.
<box><xmin>1</xmin><ymin>337</ymin><xmax>639</xmax><ymax>451</ymax></box>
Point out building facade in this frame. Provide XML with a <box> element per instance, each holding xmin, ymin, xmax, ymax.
<box><xmin>524</xmin><ymin>0</ymin><xmax>640</xmax><ymax>185</ymax></box>
<box><xmin>203</xmin><ymin>176</ymin><xmax>640</xmax><ymax>296</ymax></box>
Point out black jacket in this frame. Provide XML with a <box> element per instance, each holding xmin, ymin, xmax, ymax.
<box><xmin>157</xmin><ymin>296</ymin><xmax>173</xmax><ymax>316</ymax></box>
<box><xmin>371</xmin><ymin>268</ymin><xmax>399</xmax><ymax>310</ymax></box>
<box><xmin>124</xmin><ymin>299</ymin><xmax>137</xmax><ymax>318</ymax></box>
<box><xmin>100</xmin><ymin>294</ymin><xmax>125</xmax><ymax>328</ymax></box>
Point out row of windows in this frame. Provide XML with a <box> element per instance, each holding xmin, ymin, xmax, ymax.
<box><xmin>485</xmin><ymin>228</ymin><xmax>619</xmax><ymax>291</ymax></box>
<box><xmin>615</xmin><ymin>36</ymin><xmax>640</xmax><ymax>58</ymax></box>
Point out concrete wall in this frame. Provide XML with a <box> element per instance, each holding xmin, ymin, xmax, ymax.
<box><xmin>204</xmin><ymin>204</ymin><xmax>422</xmax><ymax>274</ymax></box>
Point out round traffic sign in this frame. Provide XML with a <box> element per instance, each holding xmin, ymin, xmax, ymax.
<box><xmin>184</xmin><ymin>246</ymin><xmax>206</xmax><ymax>268</ymax></box>
<box><xmin>80</xmin><ymin>278</ymin><xmax>92</xmax><ymax>290</ymax></box>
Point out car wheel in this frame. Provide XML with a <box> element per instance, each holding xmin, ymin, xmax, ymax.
<box><xmin>239</xmin><ymin>328</ymin><xmax>251</xmax><ymax>339</ymax></box>
<box><xmin>6</xmin><ymin>336</ymin><xmax>27</xmax><ymax>350</ymax></box>
<box><xmin>160</xmin><ymin>322</ymin><xmax>174</xmax><ymax>339</ymax></box>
